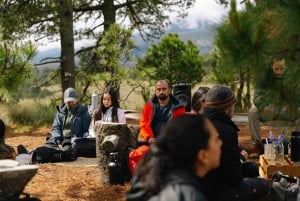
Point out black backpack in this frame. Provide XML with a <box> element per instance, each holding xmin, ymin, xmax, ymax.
<box><xmin>31</xmin><ymin>139</ymin><xmax>77</xmax><ymax>163</ymax></box>
<box><xmin>72</xmin><ymin>138</ymin><xmax>96</xmax><ymax>158</ymax></box>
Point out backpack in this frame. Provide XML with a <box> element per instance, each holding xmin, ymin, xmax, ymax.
<box><xmin>72</xmin><ymin>138</ymin><xmax>96</xmax><ymax>158</ymax></box>
<box><xmin>31</xmin><ymin>139</ymin><xmax>77</xmax><ymax>163</ymax></box>
<box><xmin>271</xmin><ymin>171</ymin><xmax>300</xmax><ymax>201</ymax></box>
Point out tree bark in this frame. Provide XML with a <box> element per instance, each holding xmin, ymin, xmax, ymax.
<box><xmin>57</xmin><ymin>0</ymin><xmax>75</xmax><ymax>96</ymax></box>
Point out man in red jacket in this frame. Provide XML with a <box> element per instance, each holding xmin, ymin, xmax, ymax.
<box><xmin>139</xmin><ymin>79</ymin><xmax>186</xmax><ymax>143</ymax></box>
<box><xmin>129</xmin><ymin>80</ymin><xmax>185</xmax><ymax>175</ymax></box>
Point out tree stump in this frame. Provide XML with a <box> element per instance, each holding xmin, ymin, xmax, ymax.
<box><xmin>95</xmin><ymin>121</ymin><xmax>135</xmax><ymax>185</ymax></box>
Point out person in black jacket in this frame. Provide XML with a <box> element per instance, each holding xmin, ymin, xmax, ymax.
<box><xmin>126</xmin><ymin>114</ymin><xmax>222</xmax><ymax>201</ymax></box>
<box><xmin>0</xmin><ymin>119</ymin><xmax>16</xmax><ymax>160</ymax></box>
<box><xmin>201</xmin><ymin>85</ymin><xmax>270</xmax><ymax>201</ymax></box>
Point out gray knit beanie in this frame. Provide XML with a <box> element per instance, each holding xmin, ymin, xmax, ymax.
<box><xmin>205</xmin><ymin>85</ymin><xmax>236</xmax><ymax>109</ymax></box>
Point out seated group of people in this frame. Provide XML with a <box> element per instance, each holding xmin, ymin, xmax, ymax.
<box><xmin>3</xmin><ymin>75</ymin><xmax>293</xmax><ymax>200</ymax></box>
<box><xmin>0</xmin><ymin>87</ymin><xmax>127</xmax><ymax>163</ymax></box>
<box><xmin>127</xmin><ymin>80</ymin><xmax>271</xmax><ymax>201</ymax></box>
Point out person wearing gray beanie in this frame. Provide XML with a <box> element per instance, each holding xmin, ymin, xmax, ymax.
<box><xmin>201</xmin><ymin>85</ymin><xmax>271</xmax><ymax>201</ymax></box>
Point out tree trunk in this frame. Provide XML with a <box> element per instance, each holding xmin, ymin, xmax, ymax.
<box><xmin>236</xmin><ymin>69</ymin><xmax>244</xmax><ymax>112</ymax></box>
<box><xmin>58</xmin><ymin>0</ymin><xmax>75</xmax><ymax>97</ymax></box>
<box><xmin>245</xmin><ymin>66</ymin><xmax>252</xmax><ymax>110</ymax></box>
<box><xmin>103</xmin><ymin>0</ymin><xmax>116</xmax><ymax>31</ymax></box>
<box><xmin>102</xmin><ymin>0</ymin><xmax>121</xmax><ymax>98</ymax></box>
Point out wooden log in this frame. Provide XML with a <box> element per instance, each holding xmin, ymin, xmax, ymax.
<box><xmin>101</xmin><ymin>135</ymin><xmax>120</xmax><ymax>152</ymax></box>
<box><xmin>95</xmin><ymin>121</ymin><xmax>133</xmax><ymax>185</ymax></box>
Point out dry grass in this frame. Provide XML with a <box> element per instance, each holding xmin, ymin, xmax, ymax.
<box><xmin>3</xmin><ymin>123</ymin><xmax>277</xmax><ymax>201</ymax></box>
<box><xmin>6</xmin><ymin>127</ymin><xmax>131</xmax><ymax>201</ymax></box>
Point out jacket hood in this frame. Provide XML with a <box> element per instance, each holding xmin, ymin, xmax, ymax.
<box><xmin>150</xmin><ymin>94</ymin><xmax>184</xmax><ymax>109</ymax></box>
<box><xmin>126</xmin><ymin>169</ymin><xmax>201</xmax><ymax>201</ymax></box>
<box><xmin>56</xmin><ymin>103</ymin><xmax>88</xmax><ymax>115</ymax></box>
<box><xmin>204</xmin><ymin>108</ymin><xmax>239</xmax><ymax>132</ymax></box>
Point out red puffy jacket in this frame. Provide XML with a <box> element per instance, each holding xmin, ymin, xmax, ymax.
<box><xmin>139</xmin><ymin>95</ymin><xmax>186</xmax><ymax>141</ymax></box>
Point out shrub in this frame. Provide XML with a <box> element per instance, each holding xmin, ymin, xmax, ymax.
<box><xmin>8</xmin><ymin>101</ymin><xmax>56</xmax><ymax>128</ymax></box>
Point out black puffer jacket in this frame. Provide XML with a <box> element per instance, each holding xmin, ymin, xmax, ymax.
<box><xmin>126</xmin><ymin>169</ymin><xmax>207</xmax><ymax>201</ymax></box>
<box><xmin>201</xmin><ymin>109</ymin><xmax>242</xmax><ymax>201</ymax></box>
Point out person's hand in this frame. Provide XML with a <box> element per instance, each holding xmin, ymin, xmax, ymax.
<box><xmin>58</xmin><ymin>144</ymin><xmax>63</xmax><ymax>149</ymax></box>
<box><xmin>240</xmin><ymin>149</ymin><xmax>248</xmax><ymax>161</ymax></box>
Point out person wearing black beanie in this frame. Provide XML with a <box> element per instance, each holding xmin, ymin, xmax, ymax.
<box><xmin>201</xmin><ymin>85</ymin><xmax>271</xmax><ymax>201</ymax></box>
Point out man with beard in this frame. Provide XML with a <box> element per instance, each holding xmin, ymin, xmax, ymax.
<box><xmin>248</xmin><ymin>58</ymin><xmax>300</xmax><ymax>153</ymax></box>
<box><xmin>139</xmin><ymin>79</ymin><xmax>186</xmax><ymax>143</ymax></box>
<box><xmin>48</xmin><ymin>87</ymin><xmax>91</xmax><ymax>147</ymax></box>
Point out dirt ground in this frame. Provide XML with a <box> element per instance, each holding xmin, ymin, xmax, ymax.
<box><xmin>5</xmin><ymin>123</ymin><xmax>278</xmax><ymax>201</ymax></box>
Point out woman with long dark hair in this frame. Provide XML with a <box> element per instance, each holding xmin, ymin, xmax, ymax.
<box><xmin>126</xmin><ymin>114</ymin><xmax>222</xmax><ymax>201</ymax></box>
<box><xmin>93</xmin><ymin>88</ymin><xmax>126</xmax><ymax>123</ymax></box>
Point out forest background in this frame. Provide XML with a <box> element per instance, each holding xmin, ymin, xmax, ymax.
<box><xmin>0</xmin><ymin>0</ymin><xmax>299</xmax><ymax>131</ymax></box>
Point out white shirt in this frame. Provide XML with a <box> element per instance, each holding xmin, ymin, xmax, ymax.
<box><xmin>88</xmin><ymin>107</ymin><xmax>126</xmax><ymax>137</ymax></box>
<box><xmin>101</xmin><ymin>107</ymin><xmax>126</xmax><ymax>123</ymax></box>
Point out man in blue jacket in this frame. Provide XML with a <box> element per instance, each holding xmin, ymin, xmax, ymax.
<box><xmin>17</xmin><ymin>88</ymin><xmax>92</xmax><ymax>162</ymax></box>
<box><xmin>50</xmin><ymin>87</ymin><xmax>91</xmax><ymax>148</ymax></box>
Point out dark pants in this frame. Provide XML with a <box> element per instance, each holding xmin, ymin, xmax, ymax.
<box><xmin>221</xmin><ymin>177</ymin><xmax>271</xmax><ymax>201</ymax></box>
<box><xmin>72</xmin><ymin>138</ymin><xmax>96</xmax><ymax>158</ymax></box>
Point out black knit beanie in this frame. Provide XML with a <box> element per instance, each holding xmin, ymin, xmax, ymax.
<box><xmin>205</xmin><ymin>85</ymin><xmax>236</xmax><ymax>109</ymax></box>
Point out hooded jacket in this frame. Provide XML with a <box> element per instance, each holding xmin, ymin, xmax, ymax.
<box><xmin>201</xmin><ymin>109</ymin><xmax>242</xmax><ymax>201</ymax></box>
<box><xmin>139</xmin><ymin>94</ymin><xmax>185</xmax><ymax>141</ymax></box>
<box><xmin>51</xmin><ymin>103</ymin><xmax>91</xmax><ymax>144</ymax></box>
<box><xmin>126</xmin><ymin>169</ymin><xmax>207</xmax><ymax>201</ymax></box>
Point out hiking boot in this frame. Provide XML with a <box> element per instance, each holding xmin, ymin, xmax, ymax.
<box><xmin>17</xmin><ymin>144</ymin><xmax>29</xmax><ymax>154</ymax></box>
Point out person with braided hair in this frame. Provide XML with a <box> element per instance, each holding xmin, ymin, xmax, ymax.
<box><xmin>190</xmin><ymin>86</ymin><xmax>210</xmax><ymax>115</ymax></box>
